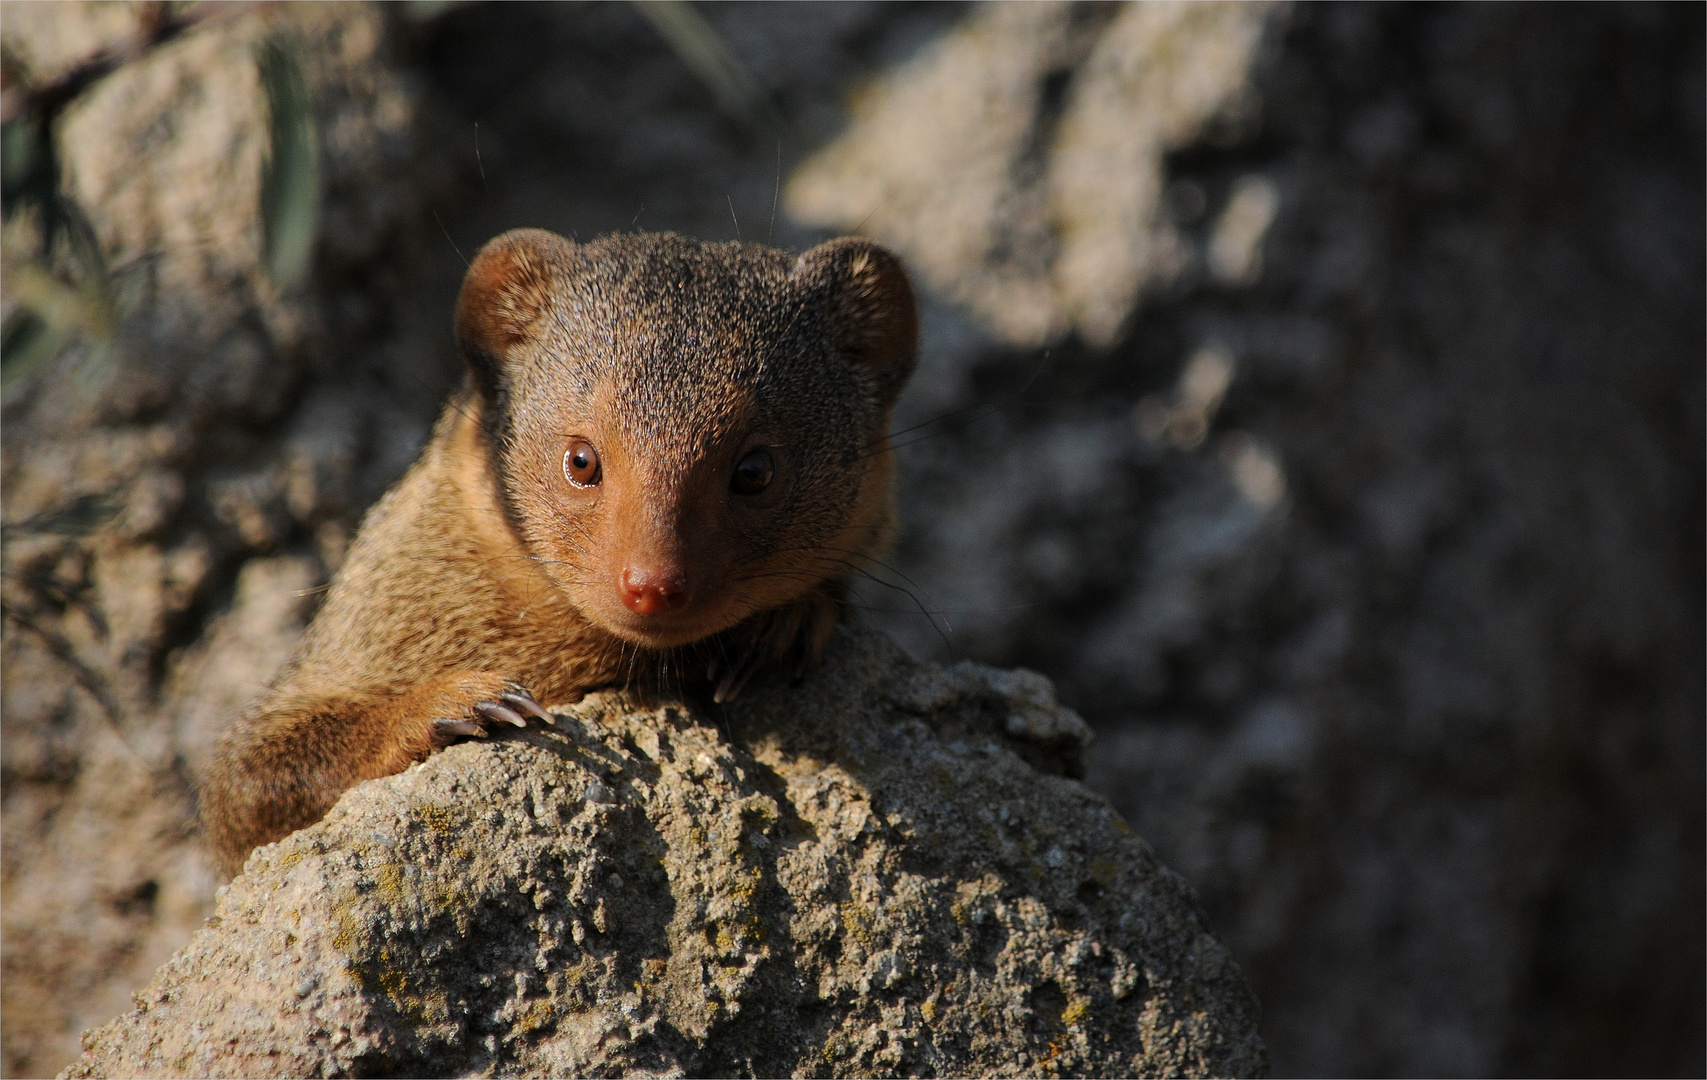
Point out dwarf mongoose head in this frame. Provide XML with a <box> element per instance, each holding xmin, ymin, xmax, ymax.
<box><xmin>453</xmin><ymin>229</ymin><xmax>918</xmax><ymax>649</ymax></box>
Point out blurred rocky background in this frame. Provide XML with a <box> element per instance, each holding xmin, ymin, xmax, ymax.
<box><xmin>1</xmin><ymin>2</ymin><xmax>1699</xmax><ymax>1077</ymax></box>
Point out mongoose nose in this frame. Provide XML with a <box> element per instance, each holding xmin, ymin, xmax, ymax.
<box><xmin>619</xmin><ymin>566</ymin><xmax>690</xmax><ymax>616</ymax></box>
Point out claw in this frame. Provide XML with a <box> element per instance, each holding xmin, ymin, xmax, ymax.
<box><xmin>433</xmin><ymin>717</ymin><xmax>487</xmax><ymax>740</ymax></box>
<box><xmin>499</xmin><ymin>688</ymin><xmax>555</xmax><ymax>725</ymax></box>
<box><xmin>714</xmin><ymin>658</ymin><xmax>761</xmax><ymax>704</ymax></box>
<box><xmin>475</xmin><ymin>700</ymin><xmax>528</xmax><ymax>728</ymax></box>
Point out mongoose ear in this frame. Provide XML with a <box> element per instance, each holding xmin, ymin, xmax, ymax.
<box><xmin>792</xmin><ymin>238</ymin><xmax>919</xmax><ymax>408</ymax></box>
<box><xmin>454</xmin><ymin>229</ymin><xmax>575</xmax><ymax>403</ymax></box>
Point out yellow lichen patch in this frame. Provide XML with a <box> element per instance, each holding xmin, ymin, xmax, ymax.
<box><xmin>839</xmin><ymin>901</ymin><xmax>876</xmax><ymax>949</ymax></box>
<box><xmin>1061</xmin><ymin>998</ymin><xmax>1091</xmax><ymax>1027</ymax></box>
<box><xmin>377</xmin><ymin>967</ymin><xmax>413</xmax><ymax>999</ymax></box>
<box><xmin>920</xmin><ymin>1000</ymin><xmax>937</xmax><ymax>1023</ymax></box>
<box><xmin>347</xmin><ymin>958</ymin><xmax>451</xmax><ymax>1028</ymax></box>
<box><xmin>372</xmin><ymin>863</ymin><xmax>406</xmax><ymax>905</ymax></box>
<box><xmin>330</xmin><ymin>912</ymin><xmax>361</xmax><ymax>955</ymax></box>
<box><xmin>425</xmin><ymin>881</ymin><xmax>463</xmax><ymax>915</ymax></box>
<box><xmin>698</xmin><ymin>920</ymin><xmax>745</xmax><ymax>955</ymax></box>
<box><xmin>414</xmin><ymin>803</ymin><xmax>461</xmax><ymax>835</ymax></box>
<box><xmin>728</xmin><ymin>872</ymin><xmax>761</xmax><ymax>906</ymax></box>
<box><xmin>277</xmin><ymin>849</ymin><xmax>305</xmax><ymax>871</ymax></box>
<box><xmin>744</xmin><ymin>914</ymin><xmax>769</xmax><ymax>945</ymax></box>
<box><xmin>516</xmin><ymin>998</ymin><xmax>556</xmax><ymax>1036</ymax></box>
<box><xmin>553</xmin><ymin>959</ymin><xmax>601</xmax><ymax>1013</ymax></box>
<box><xmin>1040</xmin><ymin>1036</ymin><xmax>1068</xmax><ymax>1076</ymax></box>
<box><xmin>739</xmin><ymin>801</ymin><xmax>777</xmax><ymax>828</ymax></box>
<box><xmin>950</xmin><ymin>899</ymin><xmax>972</xmax><ymax>927</ymax></box>
<box><xmin>820</xmin><ymin>1029</ymin><xmax>849</xmax><ymax>1065</ymax></box>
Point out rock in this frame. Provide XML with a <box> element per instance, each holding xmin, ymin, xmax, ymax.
<box><xmin>63</xmin><ymin>629</ymin><xmax>1265</xmax><ymax>1079</ymax></box>
<box><xmin>778</xmin><ymin>6</ymin><xmax>1705</xmax><ymax>1074</ymax></box>
<box><xmin>1</xmin><ymin>6</ymin><xmax>461</xmax><ymax>1075</ymax></box>
<box><xmin>14</xmin><ymin>3</ymin><xmax>1699</xmax><ymax>1076</ymax></box>
<box><xmin>786</xmin><ymin>1</ymin><xmax>1283</xmax><ymax>347</ymax></box>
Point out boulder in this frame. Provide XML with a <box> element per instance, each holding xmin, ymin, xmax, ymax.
<box><xmin>64</xmin><ymin>630</ymin><xmax>1264</xmax><ymax>1078</ymax></box>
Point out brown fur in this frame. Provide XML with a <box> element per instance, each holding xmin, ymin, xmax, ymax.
<box><xmin>200</xmin><ymin>230</ymin><xmax>918</xmax><ymax>877</ymax></box>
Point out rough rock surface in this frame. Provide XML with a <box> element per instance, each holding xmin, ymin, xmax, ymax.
<box><xmin>6</xmin><ymin>3</ymin><xmax>1701</xmax><ymax>1077</ymax></box>
<box><xmin>787</xmin><ymin>1</ymin><xmax>1282</xmax><ymax>347</ymax></box>
<box><xmin>774</xmin><ymin>6</ymin><xmax>1705</xmax><ymax>1075</ymax></box>
<box><xmin>64</xmin><ymin>629</ymin><xmax>1265</xmax><ymax>1079</ymax></box>
<box><xmin>1</xmin><ymin>6</ymin><xmax>464</xmax><ymax>1075</ymax></box>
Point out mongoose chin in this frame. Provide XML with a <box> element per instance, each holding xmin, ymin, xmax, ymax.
<box><xmin>200</xmin><ymin>229</ymin><xmax>919</xmax><ymax>877</ymax></box>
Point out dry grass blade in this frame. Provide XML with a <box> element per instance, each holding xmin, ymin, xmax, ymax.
<box><xmin>0</xmin><ymin>491</ymin><xmax>123</xmax><ymax>539</ymax></box>
<box><xmin>257</xmin><ymin>34</ymin><xmax>319</xmax><ymax>292</ymax></box>
<box><xmin>630</xmin><ymin>0</ymin><xmax>771</xmax><ymax>133</ymax></box>
<box><xmin>1</xmin><ymin>202</ymin><xmax>119</xmax><ymax>395</ymax></box>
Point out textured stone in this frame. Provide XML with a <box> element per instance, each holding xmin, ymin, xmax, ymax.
<box><xmin>8</xmin><ymin>3</ymin><xmax>1701</xmax><ymax>1076</ymax></box>
<box><xmin>786</xmin><ymin>1</ymin><xmax>1282</xmax><ymax>346</ymax></box>
<box><xmin>1</xmin><ymin>6</ymin><xmax>457</xmax><ymax>1075</ymax></box>
<box><xmin>63</xmin><ymin>629</ymin><xmax>1265</xmax><ymax>1079</ymax></box>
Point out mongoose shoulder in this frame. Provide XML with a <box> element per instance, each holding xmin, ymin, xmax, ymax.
<box><xmin>201</xmin><ymin>229</ymin><xmax>918</xmax><ymax>877</ymax></box>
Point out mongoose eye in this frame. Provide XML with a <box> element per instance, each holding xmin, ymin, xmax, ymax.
<box><xmin>731</xmin><ymin>448</ymin><xmax>775</xmax><ymax>495</ymax></box>
<box><xmin>564</xmin><ymin>440</ymin><xmax>602</xmax><ymax>488</ymax></box>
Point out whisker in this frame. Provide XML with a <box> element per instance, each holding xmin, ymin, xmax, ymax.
<box><xmin>860</xmin><ymin>349</ymin><xmax>1056</xmax><ymax>460</ymax></box>
<box><xmin>842</xmin><ymin>565</ymin><xmax>954</xmax><ymax>650</ymax></box>
<box><xmin>807</xmin><ymin>546</ymin><xmax>943</xmax><ymax>611</ymax></box>
<box><xmin>768</xmin><ymin>139</ymin><xmax>781</xmax><ymax>245</ymax></box>
<box><xmin>434</xmin><ymin>210</ymin><xmax>469</xmax><ymax>268</ymax></box>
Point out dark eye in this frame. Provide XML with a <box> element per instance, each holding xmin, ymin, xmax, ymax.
<box><xmin>564</xmin><ymin>440</ymin><xmax>601</xmax><ymax>487</ymax></box>
<box><xmin>731</xmin><ymin>448</ymin><xmax>775</xmax><ymax>495</ymax></box>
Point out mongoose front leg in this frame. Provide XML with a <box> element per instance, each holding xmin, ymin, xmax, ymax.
<box><xmin>200</xmin><ymin>672</ymin><xmax>553</xmax><ymax>877</ymax></box>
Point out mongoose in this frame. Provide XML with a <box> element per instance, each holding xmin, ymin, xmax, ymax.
<box><xmin>201</xmin><ymin>229</ymin><xmax>918</xmax><ymax>877</ymax></box>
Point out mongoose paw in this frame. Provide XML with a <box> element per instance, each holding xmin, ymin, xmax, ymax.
<box><xmin>709</xmin><ymin>654</ymin><xmax>764</xmax><ymax>704</ymax></box>
<box><xmin>427</xmin><ymin>681</ymin><xmax>555</xmax><ymax>749</ymax></box>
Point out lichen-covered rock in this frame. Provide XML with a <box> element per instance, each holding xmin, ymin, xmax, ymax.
<box><xmin>63</xmin><ymin>629</ymin><xmax>1265</xmax><ymax>1079</ymax></box>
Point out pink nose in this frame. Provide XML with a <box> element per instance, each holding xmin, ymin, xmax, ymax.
<box><xmin>619</xmin><ymin>566</ymin><xmax>689</xmax><ymax>615</ymax></box>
